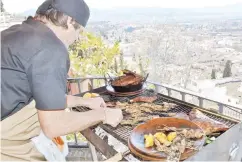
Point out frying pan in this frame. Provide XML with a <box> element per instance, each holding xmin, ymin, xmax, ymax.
<box><xmin>107</xmin><ymin>73</ymin><xmax>149</xmax><ymax>93</ymax></box>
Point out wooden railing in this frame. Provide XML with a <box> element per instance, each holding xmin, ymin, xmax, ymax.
<box><xmin>67</xmin><ymin>77</ymin><xmax>242</xmax><ymax>120</ymax></box>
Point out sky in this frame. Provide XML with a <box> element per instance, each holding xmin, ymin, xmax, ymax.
<box><xmin>3</xmin><ymin>0</ymin><xmax>242</xmax><ymax>13</ymax></box>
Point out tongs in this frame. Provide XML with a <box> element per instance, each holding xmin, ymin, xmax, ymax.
<box><xmin>104</xmin><ymin>150</ymin><xmax>130</xmax><ymax>162</ymax></box>
<box><xmin>142</xmin><ymin>73</ymin><xmax>149</xmax><ymax>83</ymax></box>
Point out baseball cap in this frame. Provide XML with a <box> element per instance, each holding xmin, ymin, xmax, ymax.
<box><xmin>36</xmin><ymin>0</ymin><xmax>90</xmax><ymax>27</ymax></box>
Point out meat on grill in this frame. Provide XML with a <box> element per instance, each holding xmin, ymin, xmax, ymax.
<box><xmin>189</xmin><ymin>109</ymin><xmax>229</xmax><ymax>135</ymax></box>
<box><xmin>111</xmin><ymin>70</ymin><xmax>143</xmax><ymax>86</ymax></box>
<box><xmin>173</xmin><ymin>112</ymin><xmax>190</xmax><ymax>120</ymax></box>
<box><xmin>130</xmin><ymin>96</ymin><xmax>158</xmax><ymax>103</ymax></box>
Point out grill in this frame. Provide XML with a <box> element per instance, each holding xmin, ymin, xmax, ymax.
<box><xmin>73</xmin><ymin>89</ymin><xmax>239</xmax><ymax>147</ymax></box>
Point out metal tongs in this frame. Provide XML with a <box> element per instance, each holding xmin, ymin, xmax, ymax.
<box><xmin>104</xmin><ymin>150</ymin><xmax>130</xmax><ymax>162</ymax></box>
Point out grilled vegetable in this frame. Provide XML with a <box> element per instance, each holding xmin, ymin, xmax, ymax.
<box><xmin>144</xmin><ymin>134</ymin><xmax>154</xmax><ymax>148</ymax></box>
<box><xmin>154</xmin><ymin>132</ymin><xmax>171</xmax><ymax>146</ymax></box>
<box><xmin>205</xmin><ymin>136</ymin><xmax>216</xmax><ymax>144</ymax></box>
<box><xmin>154</xmin><ymin>132</ymin><xmax>167</xmax><ymax>141</ymax></box>
<box><xmin>167</xmin><ymin>132</ymin><xmax>177</xmax><ymax>142</ymax></box>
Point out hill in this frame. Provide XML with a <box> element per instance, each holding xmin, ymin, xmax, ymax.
<box><xmin>20</xmin><ymin>3</ymin><xmax>242</xmax><ymax>23</ymax></box>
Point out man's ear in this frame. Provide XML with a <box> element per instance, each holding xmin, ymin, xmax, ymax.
<box><xmin>66</xmin><ymin>17</ymin><xmax>74</xmax><ymax>30</ymax></box>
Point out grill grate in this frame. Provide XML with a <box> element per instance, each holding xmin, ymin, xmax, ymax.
<box><xmin>73</xmin><ymin>89</ymin><xmax>238</xmax><ymax>145</ymax></box>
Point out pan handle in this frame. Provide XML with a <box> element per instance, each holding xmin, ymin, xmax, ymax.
<box><xmin>105</xmin><ymin>73</ymin><xmax>114</xmax><ymax>81</ymax></box>
<box><xmin>142</xmin><ymin>73</ymin><xmax>149</xmax><ymax>83</ymax></box>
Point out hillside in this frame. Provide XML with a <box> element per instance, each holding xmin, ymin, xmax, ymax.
<box><xmin>20</xmin><ymin>3</ymin><xmax>242</xmax><ymax>23</ymax></box>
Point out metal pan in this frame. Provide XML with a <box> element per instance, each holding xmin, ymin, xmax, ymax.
<box><xmin>109</xmin><ymin>73</ymin><xmax>149</xmax><ymax>93</ymax></box>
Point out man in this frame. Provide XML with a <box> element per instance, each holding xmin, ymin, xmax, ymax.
<box><xmin>1</xmin><ymin>0</ymin><xmax>123</xmax><ymax>161</ymax></box>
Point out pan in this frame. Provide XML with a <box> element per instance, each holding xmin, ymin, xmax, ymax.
<box><xmin>108</xmin><ymin>73</ymin><xmax>149</xmax><ymax>93</ymax></box>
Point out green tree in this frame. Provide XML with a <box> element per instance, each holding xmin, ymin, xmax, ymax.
<box><xmin>69</xmin><ymin>32</ymin><xmax>121</xmax><ymax>77</ymax></box>
<box><xmin>114</xmin><ymin>58</ymin><xmax>118</xmax><ymax>73</ymax></box>
<box><xmin>223</xmin><ymin>60</ymin><xmax>232</xmax><ymax>78</ymax></box>
<box><xmin>211</xmin><ymin>69</ymin><xmax>216</xmax><ymax>79</ymax></box>
<box><xmin>1</xmin><ymin>1</ymin><xmax>5</xmax><ymax>12</ymax></box>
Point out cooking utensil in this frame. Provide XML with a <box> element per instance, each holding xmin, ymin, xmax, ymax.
<box><xmin>128</xmin><ymin>117</ymin><xmax>206</xmax><ymax>161</ymax></box>
<box><xmin>106</xmin><ymin>85</ymin><xmax>146</xmax><ymax>97</ymax></box>
<box><xmin>104</xmin><ymin>150</ymin><xmax>130</xmax><ymax>162</ymax></box>
<box><xmin>109</xmin><ymin>72</ymin><xmax>149</xmax><ymax>93</ymax></box>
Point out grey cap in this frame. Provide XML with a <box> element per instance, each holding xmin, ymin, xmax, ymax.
<box><xmin>36</xmin><ymin>0</ymin><xmax>90</xmax><ymax>27</ymax></box>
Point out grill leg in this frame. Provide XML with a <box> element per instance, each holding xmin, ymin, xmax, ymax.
<box><xmin>88</xmin><ymin>142</ymin><xmax>98</xmax><ymax>162</ymax></box>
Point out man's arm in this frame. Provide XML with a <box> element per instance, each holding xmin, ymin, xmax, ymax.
<box><xmin>27</xmin><ymin>49</ymin><xmax>122</xmax><ymax>139</ymax></box>
<box><xmin>38</xmin><ymin>109</ymin><xmax>105</xmax><ymax>139</ymax></box>
<box><xmin>38</xmin><ymin>108</ymin><xmax>123</xmax><ymax>139</ymax></box>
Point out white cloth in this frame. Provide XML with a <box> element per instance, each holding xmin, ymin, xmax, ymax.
<box><xmin>31</xmin><ymin>131</ymin><xmax>69</xmax><ymax>161</ymax></box>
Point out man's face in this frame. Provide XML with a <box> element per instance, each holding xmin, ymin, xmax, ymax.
<box><xmin>65</xmin><ymin>18</ymin><xmax>82</xmax><ymax>47</ymax></box>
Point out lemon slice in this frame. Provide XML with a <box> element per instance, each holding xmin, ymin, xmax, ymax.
<box><xmin>83</xmin><ymin>93</ymin><xmax>92</xmax><ymax>98</ymax></box>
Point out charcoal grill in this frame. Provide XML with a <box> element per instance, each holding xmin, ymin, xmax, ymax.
<box><xmin>73</xmin><ymin>88</ymin><xmax>240</xmax><ymax>161</ymax></box>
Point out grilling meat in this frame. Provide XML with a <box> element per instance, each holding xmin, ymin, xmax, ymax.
<box><xmin>130</xmin><ymin>96</ymin><xmax>158</xmax><ymax>103</ymax></box>
<box><xmin>189</xmin><ymin>109</ymin><xmax>229</xmax><ymax>135</ymax></box>
<box><xmin>173</xmin><ymin>112</ymin><xmax>190</xmax><ymax>120</ymax></box>
<box><xmin>115</xmin><ymin>102</ymin><xmax>177</xmax><ymax>126</ymax></box>
<box><xmin>111</xmin><ymin>70</ymin><xmax>143</xmax><ymax>86</ymax></box>
<box><xmin>106</xmin><ymin>102</ymin><xmax>117</xmax><ymax>107</ymax></box>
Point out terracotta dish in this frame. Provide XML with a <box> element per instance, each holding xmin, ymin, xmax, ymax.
<box><xmin>128</xmin><ymin>117</ymin><xmax>206</xmax><ymax>161</ymax></box>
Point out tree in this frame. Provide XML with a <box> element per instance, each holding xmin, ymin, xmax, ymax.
<box><xmin>119</xmin><ymin>51</ymin><xmax>124</xmax><ymax>70</ymax></box>
<box><xmin>223</xmin><ymin>60</ymin><xmax>232</xmax><ymax>78</ymax></box>
<box><xmin>1</xmin><ymin>0</ymin><xmax>5</xmax><ymax>12</ymax></box>
<box><xmin>69</xmin><ymin>32</ymin><xmax>121</xmax><ymax>77</ymax></box>
<box><xmin>138</xmin><ymin>55</ymin><xmax>145</xmax><ymax>76</ymax></box>
<box><xmin>211</xmin><ymin>69</ymin><xmax>216</xmax><ymax>79</ymax></box>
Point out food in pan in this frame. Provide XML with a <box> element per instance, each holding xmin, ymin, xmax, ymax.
<box><xmin>144</xmin><ymin>126</ymin><xmax>205</xmax><ymax>161</ymax></box>
<box><xmin>188</xmin><ymin>109</ymin><xmax>229</xmax><ymax>135</ymax></box>
<box><xmin>172</xmin><ymin>112</ymin><xmax>190</xmax><ymax>120</ymax></box>
<box><xmin>144</xmin><ymin>134</ymin><xmax>154</xmax><ymax>148</ymax></box>
<box><xmin>111</xmin><ymin>70</ymin><xmax>144</xmax><ymax>87</ymax></box>
<box><xmin>160</xmin><ymin>109</ymin><xmax>229</xmax><ymax>136</ymax></box>
<box><xmin>130</xmin><ymin>96</ymin><xmax>158</xmax><ymax>103</ymax></box>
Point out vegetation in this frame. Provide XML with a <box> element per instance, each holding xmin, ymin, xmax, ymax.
<box><xmin>66</xmin><ymin>132</ymin><xmax>87</xmax><ymax>142</ymax></box>
<box><xmin>211</xmin><ymin>69</ymin><xmax>216</xmax><ymax>79</ymax></box>
<box><xmin>1</xmin><ymin>1</ymin><xmax>5</xmax><ymax>12</ymax></box>
<box><xmin>223</xmin><ymin>60</ymin><xmax>232</xmax><ymax>78</ymax></box>
<box><xmin>67</xmin><ymin>32</ymin><xmax>122</xmax><ymax>140</ymax></box>
<box><xmin>69</xmin><ymin>32</ymin><xmax>121</xmax><ymax>77</ymax></box>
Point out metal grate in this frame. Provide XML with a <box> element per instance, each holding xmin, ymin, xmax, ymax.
<box><xmin>73</xmin><ymin>89</ymin><xmax>239</xmax><ymax>146</ymax></box>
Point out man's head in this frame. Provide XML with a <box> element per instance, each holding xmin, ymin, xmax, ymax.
<box><xmin>35</xmin><ymin>0</ymin><xmax>90</xmax><ymax>47</ymax></box>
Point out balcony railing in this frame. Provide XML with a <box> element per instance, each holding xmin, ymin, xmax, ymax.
<box><xmin>67</xmin><ymin>77</ymin><xmax>242</xmax><ymax>120</ymax></box>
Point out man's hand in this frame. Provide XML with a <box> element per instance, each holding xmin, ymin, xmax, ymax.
<box><xmin>103</xmin><ymin>108</ymin><xmax>123</xmax><ymax>127</ymax></box>
<box><xmin>85</xmin><ymin>97</ymin><xmax>107</xmax><ymax>110</ymax></box>
<box><xmin>66</xmin><ymin>95</ymin><xmax>106</xmax><ymax>109</ymax></box>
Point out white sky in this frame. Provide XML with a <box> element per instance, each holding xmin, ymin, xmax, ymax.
<box><xmin>3</xmin><ymin>0</ymin><xmax>242</xmax><ymax>13</ymax></box>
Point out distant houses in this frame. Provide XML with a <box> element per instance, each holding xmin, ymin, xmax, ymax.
<box><xmin>0</xmin><ymin>12</ymin><xmax>25</xmax><ymax>31</ymax></box>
